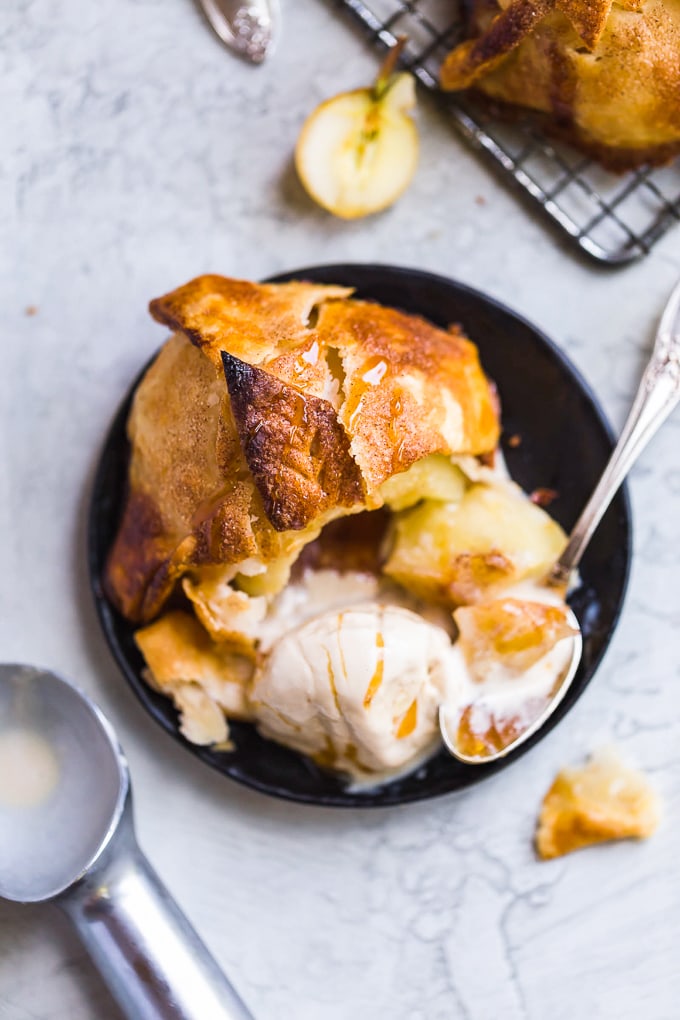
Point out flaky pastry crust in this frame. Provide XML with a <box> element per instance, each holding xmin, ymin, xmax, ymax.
<box><xmin>441</xmin><ymin>0</ymin><xmax>680</xmax><ymax>170</ymax></box>
<box><xmin>134</xmin><ymin>610</ymin><xmax>255</xmax><ymax>744</ymax></box>
<box><xmin>105</xmin><ymin>275</ymin><xmax>500</xmax><ymax>622</ymax></box>
<box><xmin>536</xmin><ymin>749</ymin><xmax>661</xmax><ymax>858</ymax></box>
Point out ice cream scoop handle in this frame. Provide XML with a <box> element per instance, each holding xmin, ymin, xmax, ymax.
<box><xmin>57</xmin><ymin>806</ymin><xmax>254</xmax><ymax>1020</ymax></box>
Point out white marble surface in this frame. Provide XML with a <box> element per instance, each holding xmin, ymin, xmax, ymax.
<box><xmin>2</xmin><ymin>1</ymin><xmax>680</xmax><ymax>1017</ymax></box>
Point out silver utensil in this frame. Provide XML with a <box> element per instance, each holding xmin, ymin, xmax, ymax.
<box><xmin>0</xmin><ymin>664</ymin><xmax>254</xmax><ymax>1020</ymax></box>
<box><xmin>195</xmin><ymin>0</ymin><xmax>280</xmax><ymax>63</ymax></box>
<box><xmin>441</xmin><ymin>276</ymin><xmax>680</xmax><ymax>764</ymax></box>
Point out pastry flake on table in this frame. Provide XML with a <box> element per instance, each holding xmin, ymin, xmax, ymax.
<box><xmin>536</xmin><ymin>747</ymin><xmax>661</xmax><ymax>859</ymax></box>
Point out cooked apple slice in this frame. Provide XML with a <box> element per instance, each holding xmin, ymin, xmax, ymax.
<box><xmin>454</xmin><ymin>703</ymin><xmax>535</xmax><ymax>759</ymax></box>
<box><xmin>379</xmin><ymin>454</ymin><xmax>467</xmax><ymax>511</ymax></box>
<box><xmin>384</xmin><ymin>482</ymin><xmax>567</xmax><ymax>605</ymax></box>
<box><xmin>295</xmin><ymin>42</ymin><xmax>418</xmax><ymax>219</ymax></box>
<box><xmin>454</xmin><ymin>598</ymin><xmax>576</xmax><ymax>682</ymax></box>
<box><xmin>233</xmin><ymin>547</ymin><xmax>303</xmax><ymax>599</ymax></box>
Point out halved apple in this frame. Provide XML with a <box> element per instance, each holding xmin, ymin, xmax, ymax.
<box><xmin>379</xmin><ymin>454</ymin><xmax>467</xmax><ymax>511</ymax></box>
<box><xmin>295</xmin><ymin>44</ymin><xmax>418</xmax><ymax>219</ymax></box>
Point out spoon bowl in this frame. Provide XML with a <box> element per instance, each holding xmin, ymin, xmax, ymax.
<box><xmin>439</xmin><ymin>609</ymin><xmax>583</xmax><ymax>764</ymax></box>
<box><xmin>0</xmin><ymin>664</ymin><xmax>126</xmax><ymax>903</ymax></box>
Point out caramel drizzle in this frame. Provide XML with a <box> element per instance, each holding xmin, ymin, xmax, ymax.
<box><xmin>395</xmin><ymin>699</ymin><xmax>418</xmax><ymax>739</ymax></box>
<box><xmin>345</xmin><ymin>356</ymin><xmax>390</xmax><ymax>430</ymax></box>
<box><xmin>363</xmin><ymin>629</ymin><xmax>385</xmax><ymax>708</ymax></box>
<box><xmin>326</xmin><ymin>647</ymin><xmax>342</xmax><ymax>714</ymax></box>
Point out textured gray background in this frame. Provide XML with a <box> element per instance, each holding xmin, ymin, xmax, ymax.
<box><xmin>1</xmin><ymin>0</ymin><xmax>679</xmax><ymax>1017</ymax></box>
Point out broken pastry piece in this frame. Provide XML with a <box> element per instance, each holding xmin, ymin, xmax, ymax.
<box><xmin>536</xmin><ymin>748</ymin><xmax>661</xmax><ymax>859</ymax></box>
<box><xmin>441</xmin><ymin>0</ymin><xmax>680</xmax><ymax>170</ymax></box>
<box><xmin>135</xmin><ymin>611</ymin><xmax>255</xmax><ymax>745</ymax></box>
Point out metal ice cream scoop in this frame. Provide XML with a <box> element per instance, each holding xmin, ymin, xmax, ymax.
<box><xmin>0</xmin><ymin>664</ymin><xmax>254</xmax><ymax>1020</ymax></box>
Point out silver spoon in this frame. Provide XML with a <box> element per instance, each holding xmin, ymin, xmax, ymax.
<box><xmin>195</xmin><ymin>0</ymin><xmax>280</xmax><ymax>63</ymax></box>
<box><xmin>0</xmin><ymin>664</ymin><xmax>254</xmax><ymax>1020</ymax></box>
<box><xmin>441</xmin><ymin>276</ymin><xmax>680</xmax><ymax>764</ymax></box>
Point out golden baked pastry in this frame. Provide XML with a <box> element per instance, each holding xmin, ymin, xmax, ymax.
<box><xmin>440</xmin><ymin>0</ymin><xmax>680</xmax><ymax>170</ymax></box>
<box><xmin>106</xmin><ymin>275</ymin><xmax>575</xmax><ymax>771</ymax></box>
<box><xmin>536</xmin><ymin>748</ymin><xmax>661</xmax><ymax>858</ymax></box>
<box><xmin>105</xmin><ymin>274</ymin><xmax>500</xmax><ymax>623</ymax></box>
<box><xmin>135</xmin><ymin>610</ymin><xmax>255</xmax><ymax>745</ymax></box>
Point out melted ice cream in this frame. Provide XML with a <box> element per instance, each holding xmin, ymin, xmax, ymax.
<box><xmin>0</xmin><ymin>729</ymin><xmax>59</xmax><ymax>808</ymax></box>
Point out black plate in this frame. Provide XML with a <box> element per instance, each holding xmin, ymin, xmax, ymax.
<box><xmin>89</xmin><ymin>264</ymin><xmax>631</xmax><ymax>807</ymax></box>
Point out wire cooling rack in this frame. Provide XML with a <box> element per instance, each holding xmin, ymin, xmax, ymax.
<box><xmin>327</xmin><ymin>0</ymin><xmax>680</xmax><ymax>265</ymax></box>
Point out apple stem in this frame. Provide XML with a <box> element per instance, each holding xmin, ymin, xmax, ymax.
<box><xmin>373</xmin><ymin>36</ymin><xmax>409</xmax><ymax>100</ymax></box>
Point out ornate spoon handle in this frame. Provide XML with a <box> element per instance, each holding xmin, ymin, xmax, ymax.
<box><xmin>196</xmin><ymin>0</ymin><xmax>279</xmax><ymax>63</ymax></box>
<box><xmin>550</xmin><ymin>278</ymin><xmax>680</xmax><ymax>586</ymax></box>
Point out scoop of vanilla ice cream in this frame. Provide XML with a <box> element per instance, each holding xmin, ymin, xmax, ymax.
<box><xmin>250</xmin><ymin>604</ymin><xmax>452</xmax><ymax>776</ymax></box>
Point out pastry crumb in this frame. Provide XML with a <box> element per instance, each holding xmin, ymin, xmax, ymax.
<box><xmin>536</xmin><ymin>747</ymin><xmax>661</xmax><ymax>860</ymax></box>
<box><xmin>507</xmin><ymin>433</ymin><xmax>522</xmax><ymax>448</ymax></box>
<box><xmin>25</xmin><ymin>305</ymin><xmax>38</xmax><ymax>316</ymax></box>
<box><xmin>530</xmin><ymin>487</ymin><xmax>558</xmax><ymax>507</ymax></box>
<box><xmin>174</xmin><ymin>682</ymin><xmax>230</xmax><ymax>746</ymax></box>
